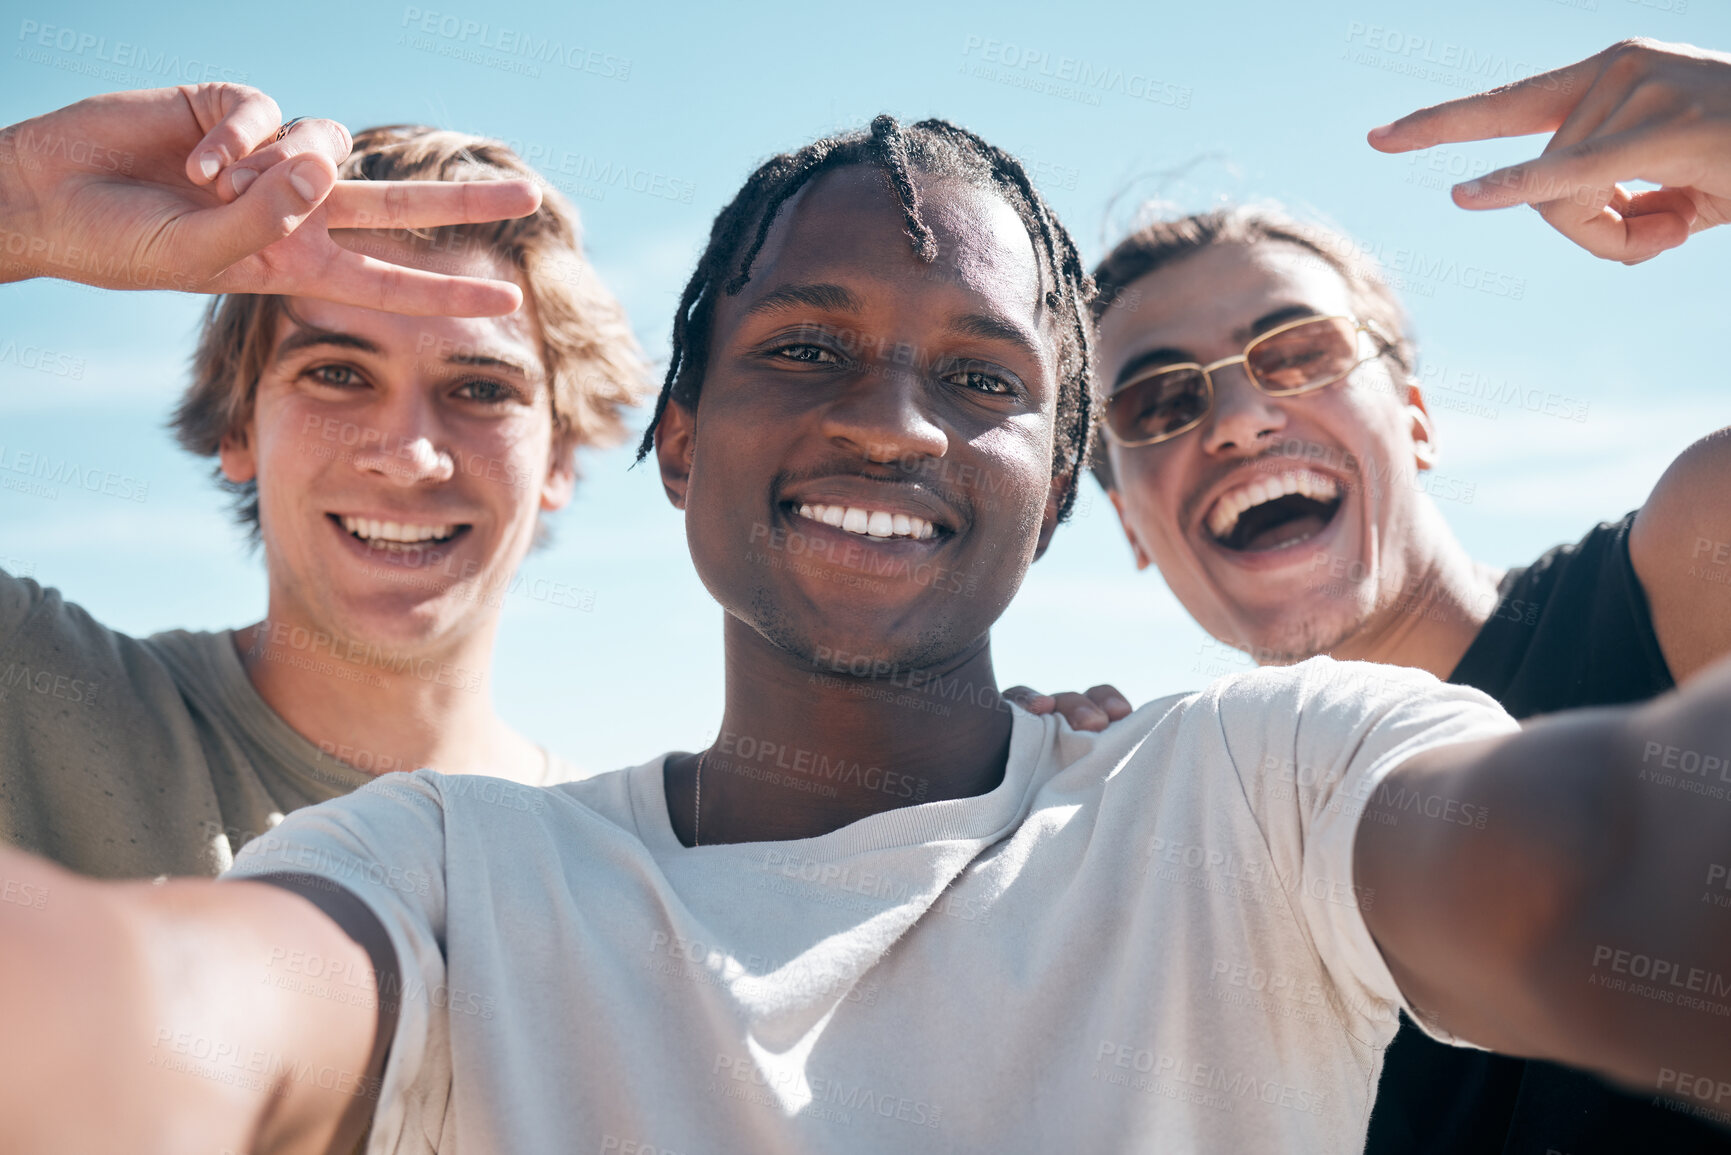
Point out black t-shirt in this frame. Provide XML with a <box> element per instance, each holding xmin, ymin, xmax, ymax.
<box><xmin>1365</xmin><ymin>513</ymin><xmax>1729</xmax><ymax>1153</ymax></box>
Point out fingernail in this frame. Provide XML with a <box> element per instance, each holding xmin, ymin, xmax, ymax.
<box><xmin>197</xmin><ymin>150</ymin><xmax>222</xmax><ymax>181</ymax></box>
<box><xmin>229</xmin><ymin>168</ymin><xmax>256</xmax><ymax>196</ymax></box>
<box><xmin>289</xmin><ymin>160</ymin><xmax>332</xmax><ymax>202</ymax></box>
<box><xmin>1456</xmin><ymin>179</ymin><xmax>1483</xmax><ymax>198</ymax></box>
<box><xmin>1367</xmin><ymin>124</ymin><xmax>1393</xmax><ymax>141</ymax></box>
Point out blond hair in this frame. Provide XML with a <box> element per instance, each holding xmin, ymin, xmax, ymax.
<box><xmin>173</xmin><ymin>125</ymin><xmax>647</xmax><ymax>532</ymax></box>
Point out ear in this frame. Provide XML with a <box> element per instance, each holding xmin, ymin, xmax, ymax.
<box><xmin>218</xmin><ymin>423</ymin><xmax>257</xmax><ymax>484</ymax></box>
<box><xmin>1032</xmin><ymin>472</ymin><xmax>1067</xmax><ymax>562</ymax></box>
<box><xmin>540</xmin><ymin>431</ymin><xmax>578</xmax><ymax>513</ymax></box>
<box><xmin>1403</xmin><ymin>378</ymin><xmax>1439</xmax><ymax>472</ymax></box>
<box><xmin>655</xmin><ymin>398</ymin><xmax>697</xmax><ymax>510</ymax></box>
<box><xmin>1106</xmin><ymin>486</ymin><xmax>1153</xmax><ymax>571</ymax></box>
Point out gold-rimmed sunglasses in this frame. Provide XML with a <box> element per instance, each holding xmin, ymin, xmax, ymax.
<box><xmin>1102</xmin><ymin>315</ymin><xmax>1399</xmax><ymax>448</ymax></box>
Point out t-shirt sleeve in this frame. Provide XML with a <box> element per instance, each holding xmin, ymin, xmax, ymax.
<box><xmin>223</xmin><ymin>769</ymin><xmax>453</xmax><ymax>1150</ymax></box>
<box><xmin>1214</xmin><ymin>657</ymin><xmax>1520</xmax><ymax>1045</ymax></box>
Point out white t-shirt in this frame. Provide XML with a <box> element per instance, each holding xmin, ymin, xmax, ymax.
<box><xmin>227</xmin><ymin>657</ymin><xmax>1517</xmax><ymax>1154</ymax></box>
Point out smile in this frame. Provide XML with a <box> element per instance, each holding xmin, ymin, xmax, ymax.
<box><xmin>334</xmin><ymin>515</ymin><xmax>465</xmax><ymax>551</ymax></box>
<box><xmin>1204</xmin><ymin>469</ymin><xmax>1343</xmax><ymax>553</ymax></box>
<box><xmin>794</xmin><ymin>502</ymin><xmax>937</xmax><ymax>541</ymax></box>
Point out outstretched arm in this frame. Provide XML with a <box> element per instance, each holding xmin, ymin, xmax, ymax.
<box><xmin>1358</xmin><ymin>654</ymin><xmax>1731</xmax><ymax>1099</ymax></box>
<box><xmin>1369</xmin><ymin>38</ymin><xmax>1731</xmax><ymax>264</ymax></box>
<box><xmin>0</xmin><ymin>845</ymin><xmax>382</xmax><ymax>1154</ymax></box>
<box><xmin>0</xmin><ymin>83</ymin><xmax>541</xmax><ymax>315</ymax></box>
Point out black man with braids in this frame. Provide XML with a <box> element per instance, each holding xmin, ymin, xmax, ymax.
<box><xmin>6</xmin><ymin>114</ymin><xmax>1731</xmax><ymax>1154</ymax></box>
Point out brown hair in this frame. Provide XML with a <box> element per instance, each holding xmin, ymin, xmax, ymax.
<box><xmin>173</xmin><ymin>125</ymin><xmax>647</xmax><ymax>534</ymax></box>
<box><xmin>1088</xmin><ymin>204</ymin><xmax>1413</xmax><ymax>490</ymax></box>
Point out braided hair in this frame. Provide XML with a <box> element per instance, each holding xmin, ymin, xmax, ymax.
<box><xmin>635</xmin><ymin>115</ymin><xmax>1097</xmax><ymax>522</ymax></box>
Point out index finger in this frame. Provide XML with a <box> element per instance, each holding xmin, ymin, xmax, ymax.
<box><xmin>323</xmin><ymin>178</ymin><xmax>544</xmax><ymax>231</ymax></box>
<box><xmin>267</xmin><ymin>246</ymin><xmax>526</xmax><ymax>317</ymax></box>
<box><xmin>179</xmin><ymin>82</ymin><xmax>282</xmax><ymax>185</ymax></box>
<box><xmin>1366</xmin><ymin>52</ymin><xmax>1607</xmax><ymax>153</ymax></box>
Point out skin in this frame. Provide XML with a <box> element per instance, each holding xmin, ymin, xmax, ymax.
<box><xmin>654</xmin><ymin>164</ymin><xmax>1068</xmax><ymax>843</ymax></box>
<box><xmin>221</xmin><ymin>234</ymin><xmax>576</xmax><ymax>781</ymax></box>
<box><xmin>1096</xmin><ymin>241</ymin><xmax>1502</xmax><ymax>677</ymax></box>
<box><xmin>0</xmin><ymin>83</ymin><xmax>537</xmax><ymax>313</ymax></box>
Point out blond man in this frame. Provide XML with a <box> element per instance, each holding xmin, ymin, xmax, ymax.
<box><xmin>0</xmin><ymin>84</ymin><xmax>643</xmax><ymax>878</ymax></box>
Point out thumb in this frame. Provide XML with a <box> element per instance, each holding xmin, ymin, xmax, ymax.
<box><xmin>175</xmin><ymin>155</ymin><xmax>339</xmax><ymax>278</ymax></box>
<box><xmin>1001</xmin><ymin>686</ymin><xmax>1055</xmax><ymax>713</ymax></box>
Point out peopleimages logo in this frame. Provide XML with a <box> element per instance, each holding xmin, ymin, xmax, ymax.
<box><xmin>0</xmin><ymin>444</ymin><xmax>148</xmax><ymax>502</ymax></box>
<box><xmin>959</xmin><ymin>35</ymin><xmax>1192</xmax><ymax>108</ymax></box>
<box><xmin>15</xmin><ymin>20</ymin><xmax>247</xmax><ymax>83</ymax></box>
<box><xmin>398</xmin><ymin>8</ymin><xmax>631</xmax><ymax>80</ymax></box>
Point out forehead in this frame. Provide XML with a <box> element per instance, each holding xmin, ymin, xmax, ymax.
<box><xmin>726</xmin><ymin>164</ymin><xmax>1047</xmax><ymax>344</ymax></box>
<box><xmin>1097</xmin><ymin>241</ymin><xmax>1354</xmax><ymax>365</ymax></box>
<box><xmin>281</xmin><ymin>233</ymin><xmax>543</xmax><ymax>358</ymax></box>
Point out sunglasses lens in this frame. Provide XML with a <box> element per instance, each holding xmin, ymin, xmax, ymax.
<box><xmin>1247</xmin><ymin>317</ymin><xmax>1359</xmax><ymax>394</ymax></box>
<box><xmin>1107</xmin><ymin>368</ymin><xmax>1209</xmax><ymax>444</ymax></box>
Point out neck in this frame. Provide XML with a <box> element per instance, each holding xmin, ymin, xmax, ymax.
<box><xmin>1326</xmin><ymin>510</ymin><xmax>1503</xmax><ymax>680</ymax></box>
<box><xmin>673</xmin><ymin>617</ymin><xmax>1015</xmax><ymax>845</ymax></box>
<box><xmin>235</xmin><ymin>599</ymin><xmax>542</xmax><ymax>784</ymax></box>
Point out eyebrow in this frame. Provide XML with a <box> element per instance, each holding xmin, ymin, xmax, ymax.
<box><xmin>740</xmin><ymin>282</ymin><xmax>863</xmax><ymax>320</ymax></box>
<box><xmin>445</xmin><ymin>351</ymin><xmax>536</xmax><ymax>379</ymax></box>
<box><xmin>272</xmin><ymin>327</ymin><xmax>381</xmax><ymax>362</ymax></box>
<box><xmin>743</xmin><ymin>283</ymin><xmax>1044</xmax><ymax>368</ymax></box>
<box><xmin>1109</xmin><ymin>304</ymin><xmax>1326</xmax><ymax>391</ymax></box>
<box><xmin>944</xmin><ymin>312</ymin><xmax>1045</xmax><ymax>368</ymax></box>
<box><xmin>272</xmin><ymin>325</ymin><xmax>535</xmax><ymax>379</ymax></box>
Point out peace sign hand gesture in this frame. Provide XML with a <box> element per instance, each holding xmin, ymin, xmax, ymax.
<box><xmin>1370</xmin><ymin>39</ymin><xmax>1731</xmax><ymax>264</ymax></box>
<box><xmin>0</xmin><ymin>83</ymin><xmax>540</xmax><ymax>314</ymax></box>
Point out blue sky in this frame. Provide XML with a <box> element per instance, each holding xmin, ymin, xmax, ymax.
<box><xmin>3</xmin><ymin>0</ymin><xmax>1727</xmax><ymax>770</ymax></box>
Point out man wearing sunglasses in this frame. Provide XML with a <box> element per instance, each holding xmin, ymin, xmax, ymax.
<box><xmin>1090</xmin><ymin>38</ymin><xmax>1731</xmax><ymax>1154</ymax></box>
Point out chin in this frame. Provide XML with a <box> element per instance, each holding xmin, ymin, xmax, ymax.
<box><xmin>1238</xmin><ymin>610</ymin><xmax>1369</xmax><ymax>664</ymax></box>
<box><xmin>319</xmin><ymin>586</ymin><xmax>469</xmax><ymax>652</ymax></box>
<box><xmin>750</xmin><ymin>599</ymin><xmax>968</xmax><ymax>680</ymax></box>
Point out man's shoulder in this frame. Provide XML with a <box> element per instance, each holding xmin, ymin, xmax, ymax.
<box><xmin>1193</xmin><ymin>657</ymin><xmax>1478</xmax><ymax>719</ymax></box>
<box><xmin>416</xmin><ymin>760</ymin><xmax>654</xmax><ymax>839</ymax></box>
<box><xmin>1101</xmin><ymin>659</ymin><xmax>1509</xmax><ymax>779</ymax></box>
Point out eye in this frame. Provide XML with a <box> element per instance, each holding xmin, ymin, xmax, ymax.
<box><xmin>453</xmin><ymin>378</ymin><xmax>524</xmax><ymax>405</ymax></box>
<box><xmin>944</xmin><ymin>364</ymin><xmax>1016</xmax><ymax>396</ymax></box>
<box><xmin>768</xmin><ymin>342</ymin><xmax>843</xmax><ymax>366</ymax></box>
<box><xmin>304</xmin><ymin>363</ymin><xmax>366</xmax><ymax>389</ymax></box>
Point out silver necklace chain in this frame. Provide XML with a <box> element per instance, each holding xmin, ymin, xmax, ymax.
<box><xmin>693</xmin><ymin>748</ymin><xmax>708</xmax><ymax>847</ymax></box>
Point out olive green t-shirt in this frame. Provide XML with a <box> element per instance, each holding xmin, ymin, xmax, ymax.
<box><xmin>0</xmin><ymin>568</ymin><xmax>580</xmax><ymax>879</ymax></box>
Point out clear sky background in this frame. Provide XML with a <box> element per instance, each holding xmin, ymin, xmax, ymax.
<box><xmin>2</xmin><ymin>0</ymin><xmax>1726</xmax><ymax>771</ymax></box>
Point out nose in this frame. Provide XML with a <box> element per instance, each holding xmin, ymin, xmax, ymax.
<box><xmin>818</xmin><ymin>365</ymin><xmax>950</xmax><ymax>467</ymax></box>
<box><xmin>349</xmin><ymin>398</ymin><xmax>456</xmax><ymax>487</ymax></box>
<box><xmin>1197</xmin><ymin>361</ymin><xmax>1287</xmax><ymax>457</ymax></box>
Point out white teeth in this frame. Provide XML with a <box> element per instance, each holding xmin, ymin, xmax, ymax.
<box><xmin>1205</xmin><ymin>470</ymin><xmax>1341</xmax><ymax>542</ymax></box>
<box><xmin>794</xmin><ymin>503</ymin><xmax>937</xmax><ymax>541</ymax></box>
<box><xmin>339</xmin><ymin>515</ymin><xmax>457</xmax><ymax>546</ymax></box>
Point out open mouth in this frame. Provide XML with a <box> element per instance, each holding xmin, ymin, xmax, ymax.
<box><xmin>792</xmin><ymin>502</ymin><xmax>939</xmax><ymax>541</ymax></box>
<box><xmin>1205</xmin><ymin>470</ymin><xmax>1343</xmax><ymax>553</ymax></box>
<box><xmin>332</xmin><ymin>514</ymin><xmax>466</xmax><ymax>552</ymax></box>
